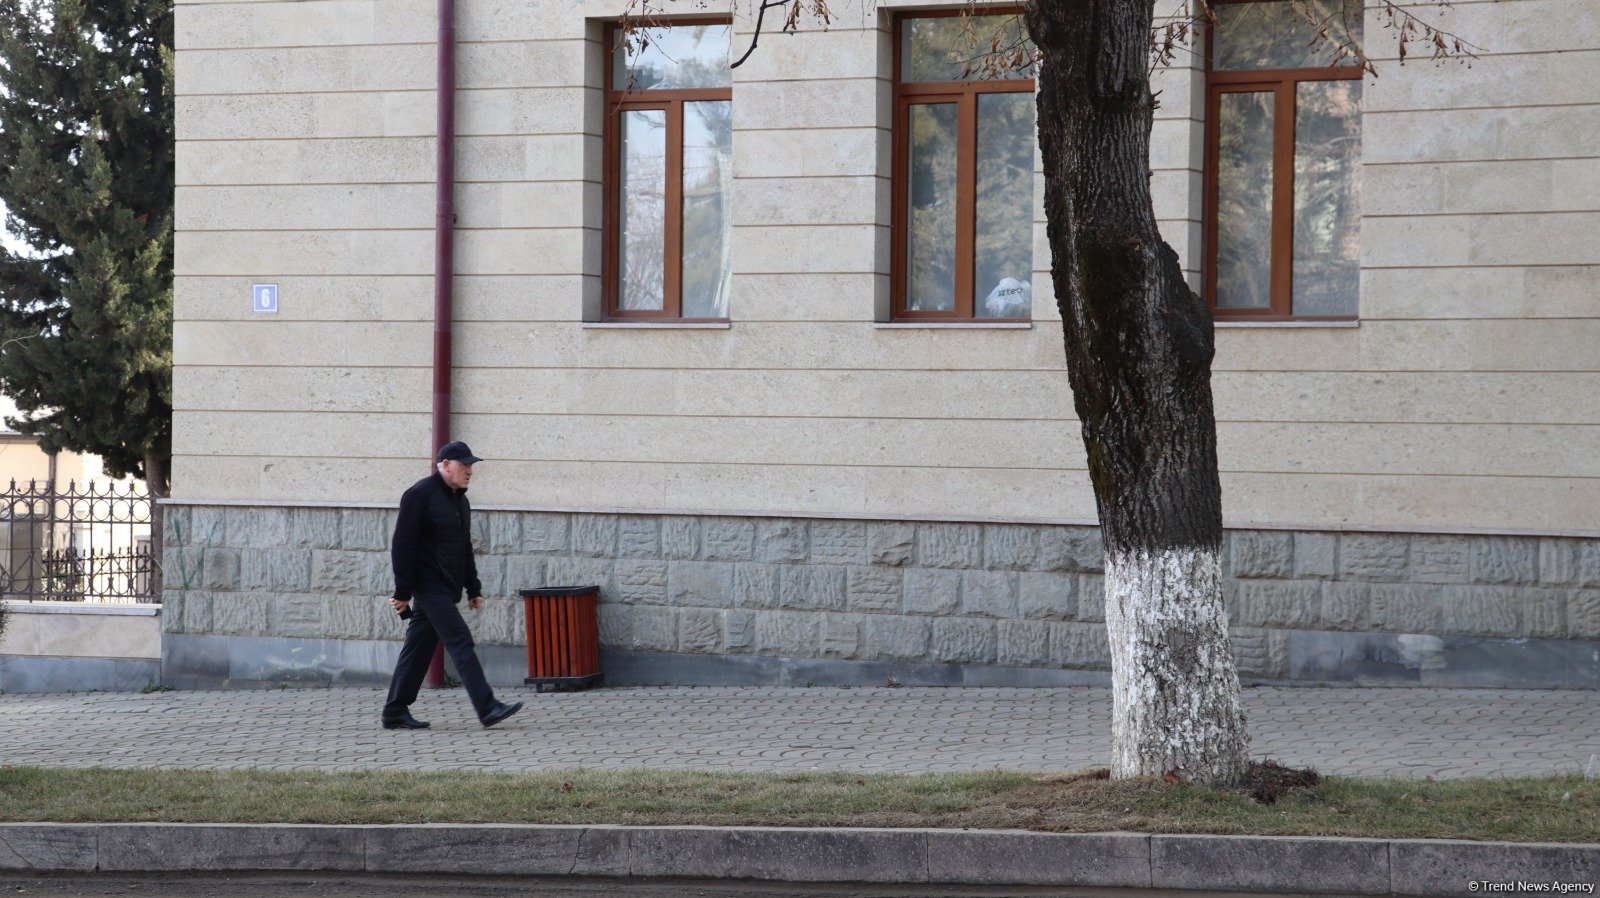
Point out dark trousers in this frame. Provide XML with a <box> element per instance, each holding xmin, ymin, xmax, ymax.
<box><xmin>383</xmin><ymin>592</ymin><xmax>496</xmax><ymax>719</ymax></box>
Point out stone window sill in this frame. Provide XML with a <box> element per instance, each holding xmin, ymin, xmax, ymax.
<box><xmin>874</xmin><ymin>322</ymin><xmax>1034</xmax><ymax>330</ymax></box>
<box><xmin>582</xmin><ymin>322</ymin><xmax>731</xmax><ymax>330</ymax></box>
<box><xmin>1215</xmin><ymin>320</ymin><xmax>1359</xmax><ymax>329</ymax></box>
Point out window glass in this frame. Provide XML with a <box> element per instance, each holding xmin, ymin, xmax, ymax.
<box><xmin>902</xmin><ymin>14</ymin><xmax>1035</xmax><ymax>82</ymax></box>
<box><xmin>1292</xmin><ymin>79</ymin><xmax>1361</xmax><ymax>316</ymax></box>
<box><xmin>618</xmin><ymin>109</ymin><xmax>667</xmax><ymax>311</ymax></box>
<box><xmin>1215</xmin><ymin>91</ymin><xmax>1275</xmax><ymax>309</ymax></box>
<box><xmin>681</xmin><ymin>100</ymin><xmax>733</xmax><ymax>319</ymax></box>
<box><xmin>1213</xmin><ymin>0</ymin><xmax>1363</xmax><ymax>70</ymax></box>
<box><xmin>973</xmin><ymin>91</ymin><xmax>1035</xmax><ymax>318</ymax></box>
<box><xmin>614</xmin><ymin>23</ymin><xmax>732</xmax><ymax>90</ymax></box>
<box><xmin>906</xmin><ymin>102</ymin><xmax>959</xmax><ymax>312</ymax></box>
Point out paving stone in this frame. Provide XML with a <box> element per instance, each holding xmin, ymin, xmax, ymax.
<box><xmin>522</xmin><ymin>513</ymin><xmax>569</xmax><ymax>553</ymax></box>
<box><xmin>997</xmin><ymin>620</ymin><xmax>1050</xmax><ymax>667</ymax></box>
<box><xmin>1018</xmin><ymin>571</ymin><xmax>1076</xmax><ymax>620</ymax></box>
<box><xmin>0</xmin><ymin>685</ymin><xmax>1593</xmax><ymax>779</ymax></box>
<box><xmin>570</xmin><ymin>514</ymin><xmax>619</xmax><ymax>557</ymax></box>
<box><xmin>1291</xmin><ymin>532</ymin><xmax>1337</xmax><ymax>580</ymax></box>
<box><xmin>917</xmin><ymin>523</ymin><xmax>983</xmax><ymax>569</ymax></box>
<box><xmin>1470</xmin><ymin>537</ymin><xmax>1540</xmax><ymax>586</ymax></box>
<box><xmin>809</xmin><ymin>520</ymin><xmax>868</xmax><ymax>566</ymax></box>
<box><xmin>616</xmin><ymin>516</ymin><xmax>661</xmax><ymax>558</ymax></box>
<box><xmin>754</xmin><ymin>519</ymin><xmax>807</xmax><ymax>563</ymax></box>
<box><xmin>1038</xmin><ymin>527</ymin><xmax>1103</xmax><ymax>573</ymax></box>
<box><xmin>778</xmin><ymin>565</ymin><xmax>847</xmax><ymax>611</ymax></box>
<box><xmin>902</xmin><ymin>568</ymin><xmax>960</xmax><ymax>616</ymax></box>
<box><xmin>846</xmin><ymin>566</ymin><xmax>902</xmax><ymax>613</ymax></box>
<box><xmin>702</xmin><ymin>518</ymin><xmax>756</xmax><ymax>561</ymax></box>
<box><xmin>1339</xmin><ymin>534</ymin><xmax>1410</xmax><ymax>582</ymax></box>
<box><xmin>867</xmin><ymin>522</ymin><xmax>915</xmax><ymax>567</ymax></box>
<box><xmin>960</xmin><ymin>571</ymin><xmax>1017</xmax><ymax>618</ymax></box>
<box><xmin>1231</xmin><ymin>531</ymin><xmax>1293</xmax><ymax>579</ymax></box>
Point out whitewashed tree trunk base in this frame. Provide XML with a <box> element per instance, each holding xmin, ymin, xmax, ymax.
<box><xmin>1104</xmin><ymin>547</ymin><xmax>1250</xmax><ymax>785</ymax></box>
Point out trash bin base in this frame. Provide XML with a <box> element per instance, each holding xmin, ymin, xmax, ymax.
<box><xmin>524</xmin><ymin>673</ymin><xmax>604</xmax><ymax>693</ymax></box>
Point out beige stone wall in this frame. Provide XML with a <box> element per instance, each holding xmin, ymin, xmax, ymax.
<box><xmin>173</xmin><ymin>0</ymin><xmax>1600</xmax><ymax>535</ymax></box>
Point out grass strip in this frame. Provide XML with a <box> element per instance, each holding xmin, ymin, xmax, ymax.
<box><xmin>1</xmin><ymin>766</ymin><xmax>1596</xmax><ymax>842</ymax></box>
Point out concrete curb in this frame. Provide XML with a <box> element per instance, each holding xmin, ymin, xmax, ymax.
<box><xmin>0</xmin><ymin>823</ymin><xmax>1595</xmax><ymax>895</ymax></box>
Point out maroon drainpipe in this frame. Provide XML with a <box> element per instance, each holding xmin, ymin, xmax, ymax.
<box><xmin>425</xmin><ymin>0</ymin><xmax>457</xmax><ymax>689</ymax></box>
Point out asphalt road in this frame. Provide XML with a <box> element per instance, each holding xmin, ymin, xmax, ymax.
<box><xmin>0</xmin><ymin>873</ymin><xmax>1356</xmax><ymax>897</ymax></box>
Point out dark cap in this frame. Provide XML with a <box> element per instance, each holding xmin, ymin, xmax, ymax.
<box><xmin>436</xmin><ymin>440</ymin><xmax>482</xmax><ymax>464</ymax></box>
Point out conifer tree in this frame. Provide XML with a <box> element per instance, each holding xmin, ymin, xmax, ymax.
<box><xmin>0</xmin><ymin>0</ymin><xmax>173</xmax><ymax>594</ymax></box>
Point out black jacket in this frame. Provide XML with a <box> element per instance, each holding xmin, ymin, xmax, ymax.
<box><xmin>391</xmin><ymin>472</ymin><xmax>481</xmax><ymax>602</ymax></box>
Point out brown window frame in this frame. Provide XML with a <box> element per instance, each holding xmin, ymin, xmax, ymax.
<box><xmin>891</xmin><ymin>9</ymin><xmax>1035</xmax><ymax>322</ymax></box>
<box><xmin>602</xmin><ymin>19</ymin><xmax>733</xmax><ymax>322</ymax></box>
<box><xmin>1203</xmin><ymin>0</ymin><xmax>1363</xmax><ymax>321</ymax></box>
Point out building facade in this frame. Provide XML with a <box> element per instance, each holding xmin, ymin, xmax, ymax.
<box><xmin>165</xmin><ymin>0</ymin><xmax>1600</xmax><ymax>688</ymax></box>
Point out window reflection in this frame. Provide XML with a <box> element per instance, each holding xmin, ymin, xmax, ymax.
<box><xmin>615</xmin><ymin>24</ymin><xmax>732</xmax><ymax>90</ymax></box>
<box><xmin>974</xmin><ymin>91</ymin><xmax>1034</xmax><ymax>318</ymax></box>
<box><xmin>1292</xmin><ymin>79</ymin><xmax>1361</xmax><ymax>316</ymax></box>
<box><xmin>682</xmin><ymin>100</ymin><xmax>733</xmax><ymax>319</ymax></box>
<box><xmin>907</xmin><ymin>103</ymin><xmax>960</xmax><ymax>312</ymax></box>
<box><xmin>1213</xmin><ymin>0</ymin><xmax>1363</xmax><ymax>70</ymax></box>
<box><xmin>619</xmin><ymin>109</ymin><xmax>667</xmax><ymax>311</ymax></box>
<box><xmin>1215</xmin><ymin>91</ymin><xmax>1275</xmax><ymax>310</ymax></box>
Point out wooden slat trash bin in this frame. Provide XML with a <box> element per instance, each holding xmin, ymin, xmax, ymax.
<box><xmin>519</xmin><ymin>585</ymin><xmax>603</xmax><ymax>692</ymax></box>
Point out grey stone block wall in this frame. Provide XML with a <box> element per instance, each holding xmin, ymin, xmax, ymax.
<box><xmin>163</xmin><ymin>504</ymin><xmax>1600</xmax><ymax>684</ymax></box>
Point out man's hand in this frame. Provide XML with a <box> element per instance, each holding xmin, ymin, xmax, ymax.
<box><xmin>467</xmin><ymin>596</ymin><xmax>484</xmax><ymax>611</ymax></box>
<box><xmin>390</xmin><ymin>598</ymin><xmax>411</xmax><ymax>617</ymax></box>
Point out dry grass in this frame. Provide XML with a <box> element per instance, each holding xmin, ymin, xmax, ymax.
<box><xmin>1</xmin><ymin>766</ymin><xmax>1595</xmax><ymax>842</ymax></box>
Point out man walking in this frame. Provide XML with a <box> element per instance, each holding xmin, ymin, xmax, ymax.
<box><xmin>382</xmin><ymin>440</ymin><xmax>523</xmax><ymax>730</ymax></box>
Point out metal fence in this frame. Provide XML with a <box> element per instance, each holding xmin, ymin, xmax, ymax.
<box><xmin>0</xmin><ymin>480</ymin><xmax>155</xmax><ymax>604</ymax></box>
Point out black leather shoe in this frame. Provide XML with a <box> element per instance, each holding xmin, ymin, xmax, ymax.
<box><xmin>480</xmin><ymin>700</ymin><xmax>523</xmax><ymax>728</ymax></box>
<box><xmin>382</xmin><ymin>712</ymin><xmax>431</xmax><ymax>730</ymax></box>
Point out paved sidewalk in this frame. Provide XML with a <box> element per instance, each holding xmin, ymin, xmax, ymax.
<box><xmin>0</xmin><ymin>685</ymin><xmax>1593</xmax><ymax>778</ymax></box>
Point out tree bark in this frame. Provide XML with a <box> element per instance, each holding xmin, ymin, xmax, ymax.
<box><xmin>145</xmin><ymin>450</ymin><xmax>167</xmax><ymax>604</ymax></box>
<box><xmin>1025</xmin><ymin>0</ymin><xmax>1249</xmax><ymax>785</ymax></box>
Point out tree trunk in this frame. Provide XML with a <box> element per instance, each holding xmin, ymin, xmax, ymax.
<box><xmin>1025</xmin><ymin>0</ymin><xmax>1250</xmax><ymax>785</ymax></box>
<box><xmin>145</xmin><ymin>450</ymin><xmax>168</xmax><ymax>604</ymax></box>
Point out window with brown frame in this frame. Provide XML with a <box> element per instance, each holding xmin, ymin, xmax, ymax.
<box><xmin>603</xmin><ymin>22</ymin><xmax>732</xmax><ymax>320</ymax></box>
<box><xmin>1205</xmin><ymin>0</ymin><xmax>1364</xmax><ymax>320</ymax></box>
<box><xmin>892</xmin><ymin>12</ymin><xmax>1037</xmax><ymax>321</ymax></box>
